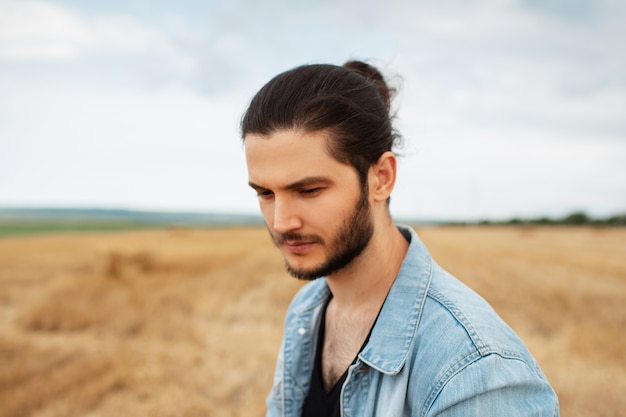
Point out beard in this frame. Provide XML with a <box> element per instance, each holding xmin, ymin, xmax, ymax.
<box><xmin>270</xmin><ymin>188</ymin><xmax>374</xmax><ymax>281</ymax></box>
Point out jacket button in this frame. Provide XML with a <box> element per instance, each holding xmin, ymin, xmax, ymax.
<box><xmin>298</xmin><ymin>327</ymin><xmax>306</xmax><ymax>335</ymax></box>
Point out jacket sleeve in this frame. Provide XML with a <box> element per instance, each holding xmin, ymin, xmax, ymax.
<box><xmin>426</xmin><ymin>353</ymin><xmax>560</xmax><ymax>417</ymax></box>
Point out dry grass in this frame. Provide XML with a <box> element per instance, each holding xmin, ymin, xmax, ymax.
<box><xmin>0</xmin><ymin>225</ymin><xmax>624</xmax><ymax>416</ymax></box>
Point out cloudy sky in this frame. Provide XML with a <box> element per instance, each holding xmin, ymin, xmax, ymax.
<box><xmin>1</xmin><ymin>0</ymin><xmax>624</xmax><ymax>221</ymax></box>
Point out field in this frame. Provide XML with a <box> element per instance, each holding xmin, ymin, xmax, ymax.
<box><xmin>0</xmin><ymin>225</ymin><xmax>624</xmax><ymax>416</ymax></box>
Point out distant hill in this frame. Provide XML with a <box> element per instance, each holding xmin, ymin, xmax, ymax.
<box><xmin>0</xmin><ymin>208</ymin><xmax>264</xmax><ymax>236</ymax></box>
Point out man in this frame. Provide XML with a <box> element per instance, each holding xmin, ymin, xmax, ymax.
<box><xmin>241</xmin><ymin>61</ymin><xmax>559</xmax><ymax>416</ymax></box>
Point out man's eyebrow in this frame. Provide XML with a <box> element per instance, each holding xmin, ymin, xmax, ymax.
<box><xmin>285</xmin><ymin>176</ymin><xmax>332</xmax><ymax>191</ymax></box>
<box><xmin>248</xmin><ymin>181</ymin><xmax>268</xmax><ymax>192</ymax></box>
<box><xmin>248</xmin><ymin>176</ymin><xmax>332</xmax><ymax>192</ymax></box>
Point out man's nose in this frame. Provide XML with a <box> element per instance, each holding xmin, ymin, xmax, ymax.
<box><xmin>272</xmin><ymin>197</ymin><xmax>301</xmax><ymax>233</ymax></box>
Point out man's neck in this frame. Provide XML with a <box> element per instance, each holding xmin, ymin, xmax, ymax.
<box><xmin>325</xmin><ymin>221</ymin><xmax>409</xmax><ymax>312</ymax></box>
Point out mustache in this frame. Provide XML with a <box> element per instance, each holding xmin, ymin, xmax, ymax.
<box><xmin>272</xmin><ymin>232</ymin><xmax>322</xmax><ymax>245</ymax></box>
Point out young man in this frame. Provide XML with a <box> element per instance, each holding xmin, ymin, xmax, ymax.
<box><xmin>241</xmin><ymin>61</ymin><xmax>559</xmax><ymax>416</ymax></box>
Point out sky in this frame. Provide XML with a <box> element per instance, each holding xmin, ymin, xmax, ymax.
<box><xmin>1</xmin><ymin>0</ymin><xmax>625</xmax><ymax>221</ymax></box>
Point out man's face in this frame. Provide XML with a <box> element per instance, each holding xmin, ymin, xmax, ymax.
<box><xmin>244</xmin><ymin>129</ymin><xmax>374</xmax><ymax>280</ymax></box>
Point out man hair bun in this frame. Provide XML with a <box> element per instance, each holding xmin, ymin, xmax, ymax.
<box><xmin>343</xmin><ymin>60</ymin><xmax>395</xmax><ymax>111</ymax></box>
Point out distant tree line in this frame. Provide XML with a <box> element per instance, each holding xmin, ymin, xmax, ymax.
<box><xmin>478</xmin><ymin>211</ymin><xmax>626</xmax><ymax>226</ymax></box>
<box><xmin>443</xmin><ymin>211</ymin><xmax>626</xmax><ymax>226</ymax></box>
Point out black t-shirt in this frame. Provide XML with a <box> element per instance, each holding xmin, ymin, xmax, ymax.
<box><xmin>301</xmin><ymin>298</ymin><xmax>377</xmax><ymax>417</ymax></box>
<box><xmin>301</xmin><ymin>299</ymin><xmax>345</xmax><ymax>417</ymax></box>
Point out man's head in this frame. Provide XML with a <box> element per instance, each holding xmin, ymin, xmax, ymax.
<box><xmin>241</xmin><ymin>61</ymin><xmax>401</xmax><ymax>280</ymax></box>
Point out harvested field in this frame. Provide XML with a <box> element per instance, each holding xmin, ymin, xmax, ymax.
<box><xmin>0</xmin><ymin>225</ymin><xmax>624</xmax><ymax>416</ymax></box>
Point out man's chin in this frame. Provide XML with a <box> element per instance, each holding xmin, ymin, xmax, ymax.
<box><xmin>284</xmin><ymin>261</ymin><xmax>326</xmax><ymax>281</ymax></box>
<box><xmin>284</xmin><ymin>255</ymin><xmax>355</xmax><ymax>281</ymax></box>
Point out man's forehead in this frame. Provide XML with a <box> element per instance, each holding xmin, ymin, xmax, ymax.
<box><xmin>244</xmin><ymin>130</ymin><xmax>356</xmax><ymax>188</ymax></box>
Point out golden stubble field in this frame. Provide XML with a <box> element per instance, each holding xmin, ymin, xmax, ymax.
<box><xmin>0</xmin><ymin>225</ymin><xmax>624</xmax><ymax>416</ymax></box>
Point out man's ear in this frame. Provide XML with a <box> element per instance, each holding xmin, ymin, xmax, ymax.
<box><xmin>369</xmin><ymin>151</ymin><xmax>397</xmax><ymax>203</ymax></box>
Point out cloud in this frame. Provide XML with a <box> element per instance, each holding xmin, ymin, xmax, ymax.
<box><xmin>0</xmin><ymin>0</ymin><xmax>176</xmax><ymax>62</ymax></box>
<box><xmin>0</xmin><ymin>0</ymin><xmax>91</xmax><ymax>60</ymax></box>
<box><xmin>377</xmin><ymin>1</ymin><xmax>626</xmax><ymax>149</ymax></box>
<box><xmin>0</xmin><ymin>0</ymin><xmax>250</xmax><ymax>96</ymax></box>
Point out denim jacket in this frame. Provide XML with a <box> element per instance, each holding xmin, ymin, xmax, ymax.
<box><xmin>266</xmin><ymin>225</ymin><xmax>559</xmax><ymax>417</ymax></box>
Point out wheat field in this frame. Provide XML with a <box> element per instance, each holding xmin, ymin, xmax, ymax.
<box><xmin>0</xmin><ymin>225</ymin><xmax>624</xmax><ymax>416</ymax></box>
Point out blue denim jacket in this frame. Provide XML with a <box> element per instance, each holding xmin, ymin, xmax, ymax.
<box><xmin>266</xmin><ymin>225</ymin><xmax>559</xmax><ymax>417</ymax></box>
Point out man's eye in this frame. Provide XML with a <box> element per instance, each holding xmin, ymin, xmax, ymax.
<box><xmin>257</xmin><ymin>190</ymin><xmax>274</xmax><ymax>199</ymax></box>
<box><xmin>300</xmin><ymin>188</ymin><xmax>321</xmax><ymax>196</ymax></box>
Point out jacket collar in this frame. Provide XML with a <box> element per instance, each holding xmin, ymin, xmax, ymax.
<box><xmin>358</xmin><ymin>225</ymin><xmax>433</xmax><ymax>374</ymax></box>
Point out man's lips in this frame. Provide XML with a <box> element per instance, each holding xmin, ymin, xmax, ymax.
<box><xmin>283</xmin><ymin>241</ymin><xmax>316</xmax><ymax>254</ymax></box>
<box><xmin>272</xmin><ymin>232</ymin><xmax>321</xmax><ymax>254</ymax></box>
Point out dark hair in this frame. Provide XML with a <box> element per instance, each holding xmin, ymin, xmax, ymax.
<box><xmin>240</xmin><ymin>60</ymin><xmax>401</xmax><ymax>186</ymax></box>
